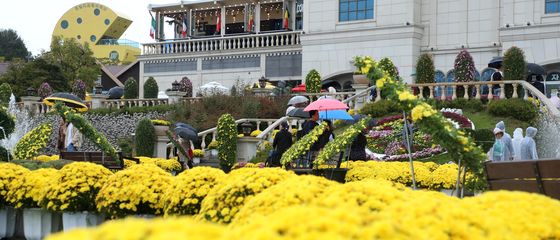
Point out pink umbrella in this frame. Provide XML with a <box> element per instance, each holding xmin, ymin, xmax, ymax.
<box><xmin>304</xmin><ymin>99</ymin><xmax>349</xmax><ymax>112</ymax></box>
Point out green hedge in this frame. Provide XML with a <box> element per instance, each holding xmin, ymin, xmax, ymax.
<box><xmin>10</xmin><ymin>159</ymin><xmax>73</xmax><ymax>170</ymax></box>
<box><xmin>360</xmin><ymin>100</ymin><xmax>399</xmax><ymax>118</ymax></box>
<box><xmin>143</xmin><ymin>77</ymin><xmax>159</xmax><ymax>99</ymax></box>
<box><xmin>88</xmin><ymin>104</ymin><xmax>178</xmax><ymax>115</ymax></box>
<box><xmin>135</xmin><ymin>118</ymin><xmax>156</xmax><ymax>157</ymax></box>
<box><xmin>488</xmin><ymin>98</ymin><xmax>538</xmax><ymax>122</ymax></box>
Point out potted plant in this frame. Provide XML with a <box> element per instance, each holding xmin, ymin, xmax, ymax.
<box><xmin>207</xmin><ymin>141</ymin><xmax>219</xmax><ymax>157</ymax></box>
<box><xmin>192</xmin><ymin>149</ymin><xmax>205</xmax><ymax>164</ymax></box>
<box><xmin>42</xmin><ymin>162</ymin><xmax>113</xmax><ymax>231</ymax></box>
<box><xmin>7</xmin><ymin>168</ymin><xmax>58</xmax><ymax>240</ymax></box>
<box><xmin>352</xmin><ymin>56</ymin><xmax>374</xmax><ymax>84</ymax></box>
<box><xmin>0</xmin><ymin>163</ymin><xmax>30</xmax><ymax>239</ymax></box>
<box><xmin>151</xmin><ymin>119</ymin><xmax>170</xmax><ymax>136</ymax></box>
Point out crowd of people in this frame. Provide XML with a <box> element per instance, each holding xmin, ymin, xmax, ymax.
<box><xmin>489</xmin><ymin>121</ymin><xmax>539</xmax><ymax>161</ymax></box>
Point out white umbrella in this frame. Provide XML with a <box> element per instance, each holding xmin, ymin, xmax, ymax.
<box><xmin>157</xmin><ymin>91</ymin><xmax>168</xmax><ymax>99</ymax></box>
<box><xmin>199</xmin><ymin>82</ymin><xmax>229</xmax><ymax>95</ymax></box>
<box><xmin>288</xmin><ymin>95</ymin><xmax>309</xmax><ymax>106</ymax></box>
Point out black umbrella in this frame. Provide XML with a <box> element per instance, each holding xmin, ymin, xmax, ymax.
<box><xmin>527</xmin><ymin>63</ymin><xmax>546</xmax><ymax>76</ymax></box>
<box><xmin>488</xmin><ymin>57</ymin><xmax>503</xmax><ymax>69</ymax></box>
<box><xmin>174</xmin><ymin>122</ymin><xmax>197</xmax><ymax>133</ymax></box>
<box><xmin>43</xmin><ymin>92</ymin><xmax>88</xmax><ymax>112</ymax></box>
<box><xmin>287</xmin><ymin>108</ymin><xmax>310</xmax><ymax>118</ymax></box>
<box><xmin>107</xmin><ymin>87</ymin><xmax>124</xmax><ymax>99</ymax></box>
<box><xmin>174</xmin><ymin>127</ymin><xmax>198</xmax><ymax>141</ymax></box>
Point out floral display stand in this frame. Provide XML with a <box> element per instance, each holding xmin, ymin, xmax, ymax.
<box><xmin>0</xmin><ymin>207</ymin><xmax>16</xmax><ymax>238</ymax></box>
<box><xmin>22</xmin><ymin>208</ymin><xmax>52</xmax><ymax>240</ymax></box>
<box><xmin>352</xmin><ymin>74</ymin><xmax>369</xmax><ymax>84</ymax></box>
<box><xmin>62</xmin><ymin>211</ymin><xmax>104</xmax><ymax>231</ymax></box>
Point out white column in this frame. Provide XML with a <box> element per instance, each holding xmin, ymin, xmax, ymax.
<box><xmin>260</xmin><ymin>53</ymin><xmax>266</xmax><ymax>77</ymax></box>
<box><xmin>139</xmin><ymin>61</ymin><xmax>145</xmax><ymax>99</ymax></box>
<box><xmin>221</xmin><ymin>5</ymin><xmax>226</xmax><ymax>36</ymax></box>
<box><xmin>303</xmin><ymin>0</ymin><xmax>309</xmax><ymax>33</ymax></box>
<box><xmin>255</xmin><ymin>2</ymin><xmax>261</xmax><ymax>33</ymax></box>
<box><xmin>291</xmin><ymin>0</ymin><xmax>296</xmax><ymax>30</ymax></box>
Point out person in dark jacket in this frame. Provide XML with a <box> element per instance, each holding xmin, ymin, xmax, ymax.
<box><xmin>270</xmin><ymin>122</ymin><xmax>293</xmax><ymax>167</ymax></box>
<box><xmin>317</xmin><ymin>120</ymin><xmax>335</xmax><ymax>149</ymax></box>
<box><xmin>349</xmin><ymin>131</ymin><xmax>367</xmax><ymax>160</ymax></box>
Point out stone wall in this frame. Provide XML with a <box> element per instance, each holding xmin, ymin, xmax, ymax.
<box><xmin>35</xmin><ymin>112</ymin><xmax>168</xmax><ymax>155</ymax></box>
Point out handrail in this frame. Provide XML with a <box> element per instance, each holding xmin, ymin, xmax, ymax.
<box><xmin>342</xmin><ymin>85</ymin><xmax>376</xmax><ymax>104</ymax></box>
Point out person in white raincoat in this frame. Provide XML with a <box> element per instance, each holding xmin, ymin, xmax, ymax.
<box><xmin>512</xmin><ymin>128</ymin><xmax>523</xmax><ymax>160</ymax></box>
<box><xmin>495</xmin><ymin>121</ymin><xmax>514</xmax><ymax>160</ymax></box>
<box><xmin>520</xmin><ymin>127</ymin><xmax>539</xmax><ymax>160</ymax></box>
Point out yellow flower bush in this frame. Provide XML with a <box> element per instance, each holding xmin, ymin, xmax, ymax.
<box><xmin>207</xmin><ymin>140</ymin><xmax>218</xmax><ymax>150</ymax></box>
<box><xmin>397</xmin><ymin>90</ymin><xmax>417</xmax><ymax>102</ymax></box>
<box><xmin>135</xmin><ymin>156</ymin><xmax>182</xmax><ymax>172</ymax></box>
<box><xmin>411</xmin><ymin>103</ymin><xmax>438</xmax><ymax>122</ymax></box>
<box><xmin>0</xmin><ymin>163</ymin><xmax>30</xmax><ymax>207</ymax></box>
<box><xmin>250</xmin><ymin>129</ymin><xmax>262</xmax><ymax>137</ymax></box>
<box><xmin>192</xmin><ymin>149</ymin><xmax>205</xmax><ymax>158</ymax></box>
<box><xmin>34</xmin><ymin>155</ymin><xmax>60</xmax><ymax>162</ymax></box>
<box><xmin>42</xmin><ymin>162</ymin><xmax>112</xmax><ymax>212</ymax></box>
<box><xmin>198</xmin><ymin>168</ymin><xmax>294</xmax><ymax>224</ymax></box>
<box><xmin>150</xmin><ymin>119</ymin><xmax>170</xmax><ymax>126</ymax></box>
<box><xmin>7</xmin><ymin>168</ymin><xmax>58</xmax><ymax>208</ymax></box>
<box><xmin>13</xmin><ymin>123</ymin><xmax>52</xmax><ymax>160</ymax></box>
<box><xmin>233</xmin><ymin>175</ymin><xmax>337</xmax><ymax>225</ymax></box>
<box><xmin>163</xmin><ymin>167</ymin><xmax>226</xmax><ymax>216</ymax></box>
<box><xmin>96</xmin><ymin>164</ymin><xmax>173</xmax><ymax>218</ymax></box>
<box><xmin>315</xmin><ymin>117</ymin><xmax>370</xmax><ymax>165</ymax></box>
<box><xmin>45</xmin><ymin>217</ymin><xmax>225</xmax><ymax>240</ymax></box>
<box><xmin>124</xmin><ymin>159</ymin><xmax>137</xmax><ymax>168</ymax></box>
<box><xmin>427</xmin><ymin>163</ymin><xmax>459</xmax><ymax>190</ymax></box>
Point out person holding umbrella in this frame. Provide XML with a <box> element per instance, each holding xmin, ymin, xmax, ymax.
<box><xmin>270</xmin><ymin>122</ymin><xmax>293</xmax><ymax>167</ymax></box>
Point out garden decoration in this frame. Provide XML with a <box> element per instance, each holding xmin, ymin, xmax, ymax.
<box><xmin>369</xmin><ymin>56</ymin><xmax>487</xmax><ymax>195</ymax></box>
<box><xmin>280</xmin><ymin>122</ymin><xmax>327</xmax><ymax>166</ymax></box>
<box><xmin>315</xmin><ymin>117</ymin><xmax>371</xmax><ymax>166</ymax></box>
<box><xmin>13</xmin><ymin>123</ymin><xmax>52</xmax><ymax>160</ymax></box>
<box><xmin>216</xmin><ymin>114</ymin><xmax>237</xmax><ymax>172</ymax></box>
<box><xmin>43</xmin><ymin>93</ymin><xmax>88</xmax><ymax>112</ymax></box>
<box><xmin>53</xmin><ymin>102</ymin><xmax>119</xmax><ymax>163</ymax></box>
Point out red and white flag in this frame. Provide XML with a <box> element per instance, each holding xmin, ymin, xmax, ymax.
<box><xmin>182</xmin><ymin>14</ymin><xmax>187</xmax><ymax>38</ymax></box>
<box><xmin>216</xmin><ymin>10</ymin><xmax>221</xmax><ymax>34</ymax></box>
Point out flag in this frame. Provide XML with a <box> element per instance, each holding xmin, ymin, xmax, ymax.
<box><xmin>283</xmin><ymin>6</ymin><xmax>289</xmax><ymax>30</ymax></box>
<box><xmin>216</xmin><ymin>10</ymin><xmax>221</xmax><ymax>34</ymax></box>
<box><xmin>182</xmin><ymin>14</ymin><xmax>187</xmax><ymax>38</ymax></box>
<box><xmin>150</xmin><ymin>12</ymin><xmax>156</xmax><ymax>39</ymax></box>
<box><xmin>248</xmin><ymin>9</ymin><xmax>254</xmax><ymax>32</ymax></box>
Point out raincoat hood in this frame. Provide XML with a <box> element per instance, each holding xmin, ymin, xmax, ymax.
<box><xmin>513</xmin><ymin>128</ymin><xmax>523</xmax><ymax>139</ymax></box>
<box><xmin>496</xmin><ymin>121</ymin><xmax>506</xmax><ymax>131</ymax></box>
<box><xmin>526</xmin><ymin>127</ymin><xmax>538</xmax><ymax>138</ymax></box>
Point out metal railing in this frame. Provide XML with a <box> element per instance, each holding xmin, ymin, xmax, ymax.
<box><xmin>142</xmin><ymin>31</ymin><xmax>302</xmax><ymax>55</ymax></box>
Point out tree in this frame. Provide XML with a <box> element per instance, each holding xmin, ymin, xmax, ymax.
<box><xmin>305</xmin><ymin>69</ymin><xmax>321</xmax><ymax>94</ymax></box>
<box><xmin>143</xmin><ymin>77</ymin><xmax>159</xmax><ymax>99</ymax></box>
<box><xmin>0</xmin><ymin>29</ymin><xmax>29</xmax><ymax>61</ymax></box>
<box><xmin>0</xmin><ymin>58</ymin><xmax>69</xmax><ymax>98</ymax></box>
<box><xmin>454</xmin><ymin>50</ymin><xmax>476</xmax><ymax>82</ymax></box>
<box><xmin>44</xmin><ymin>36</ymin><xmax>99</xmax><ymax>89</ymax></box>
<box><xmin>0</xmin><ymin>83</ymin><xmax>12</xmax><ymax>106</ymax></box>
<box><xmin>135</xmin><ymin>118</ymin><xmax>156</xmax><ymax>157</ymax></box>
<box><xmin>415</xmin><ymin>53</ymin><xmax>435</xmax><ymax>84</ymax></box>
<box><xmin>503</xmin><ymin>46</ymin><xmax>527</xmax><ymax>81</ymax></box>
<box><xmin>124</xmin><ymin>77</ymin><xmax>138</xmax><ymax>99</ymax></box>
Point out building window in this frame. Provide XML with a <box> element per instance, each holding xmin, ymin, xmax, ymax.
<box><xmin>546</xmin><ymin>0</ymin><xmax>560</xmax><ymax>14</ymax></box>
<box><xmin>61</xmin><ymin>20</ymin><xmax>69</xmax><ymax>29</ymax></box>
<box><xmin>434</xmin><ymin>70</ymin><xmax>445</xmax><ymax>98</ymax></box>
<box><xmin>339</xmin><ymin>0</ymin><xmax>374</xmax><ymax>22</ymax></box>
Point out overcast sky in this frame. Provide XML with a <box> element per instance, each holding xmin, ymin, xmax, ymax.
<box><xmin>1</xmin><ymin>0</ymin><xmax>178</xmax><ymax>55</ymax></box>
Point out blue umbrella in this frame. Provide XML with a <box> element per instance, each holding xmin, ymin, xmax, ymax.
<box><xmin>319</xmin><ymin>110</ymin><xmax>353</xmax><ymax>120</ymax></box>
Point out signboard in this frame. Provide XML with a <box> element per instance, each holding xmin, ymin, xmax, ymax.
<box><xmin>547</xmin><ymin>71</ymin><xmax>560</xmax><ymax>82</ymax></box>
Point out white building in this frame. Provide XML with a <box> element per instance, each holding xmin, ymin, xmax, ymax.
<box><xmin>139</xmin><ymin>0</ymin><xmax>560</xmax><ymax>97</ymax></box>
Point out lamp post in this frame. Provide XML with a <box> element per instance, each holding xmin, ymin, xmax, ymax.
<box><xmin>94</xmin><ymin>84</ymin><xmax>103</xmax><ymax>94</ymax></box>
<box><xmin>241</xmin><ymin>122</ymin><xmax>253</xmax><ymax>136</ymax></box>
<box><xmin>258</xmin><ymin>76</ymin><xmax>268</xmax><ymax>88</ymax></box>
<box><xmin>172</xmin><ymin>80</ymin><xmax>181</xmax><ymax>91</ymax></box>
<box><xmin>26</xmin><ymin>87</ymin><xmax>37</xmax><ymax>96</ymax></box>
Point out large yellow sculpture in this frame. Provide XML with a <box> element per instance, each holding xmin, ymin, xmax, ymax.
<box><xmin>52</xmin><ymin>2</ymin><xmax>140</xmax><ymax>63</ymax></box>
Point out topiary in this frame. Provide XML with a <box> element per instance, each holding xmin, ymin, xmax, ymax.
<box><xmin>37</xmin><ymin>82</ymin><xmax>53</xmax><ymax>100</ymax></box>
<box><xmin>180</xmin><ymin>77</ymin><xmax>193</xmax><ymax>97</ymax></box>
<box><xmin>415</xmin><ymin>53</ymin><xmax>435</xmax><ymax>84</ymax></box>
<box><xmin>124</xmin><ymin>77</ymin><xmax>138</xmax><ymax>99</ymax></box>
<box><xmin>454</xmin><ymin>50</ymin><xmax>476</xmax><ymax>97</ymax></box>
<box><xmin>135</xmin><ymin>118</ymin><xmax>156</xmax><ymax>157</ymax></box>
<box><xmin>144</xmin><ymin>77</ymin><xmax>159</xmax><ymax>99</ymax></box>
<box><xmin>378</xmin><ymin>57</ymin><xmax>399</xmax><ymax>79</ymax></box>
<box><xmin>503</xmin><ymin>46</ymin><xmax>527</xmax><ymax>98</ymax></box>
<box><xmin>72</xmin><ymin>79</ymin><xmax>86</xmax><ymax>100</ymax></box>
<box><xmin>216</xmin><ymin>114</ymin><xmax>237</xmax><ymax>172</ymax></box>
<box><xmin>0</xmin><ymin>83</ymin><xmax>12</xmax><ymax>105</ymax></box>
<box><xmin>305</xmin><ymin>69</ymin><xmax>321</xmax><ymax>94</ymax></box>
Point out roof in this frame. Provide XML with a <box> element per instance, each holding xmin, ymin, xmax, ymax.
<box><xmin>0</xmin><ymin>63</ymin><xmax>9</xmax><ymax>75</ymax></box>
<box><xmin>104</xmin><ymin>65</ymin><xmax>128</xmax><ymax>76</ymax></box>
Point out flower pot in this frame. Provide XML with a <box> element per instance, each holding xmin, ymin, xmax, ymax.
<box><xmin>153</xmin><ymin>125</ymin><xmax>170</xmax><ymax>136</ymax></box>
<box><xmin>0</xmin><ymin>207</ymin><xmax>16</xmax><ymax>238</ymax></box>
<box><xmin>193</xmin><ymin>157</ymin><xmax>201</xmax><ymax>164</ymax></box>
<box><xmin>353</xmin><ymin>74</ymin><xmax>369</xmax><ymax>85</ymax></box>
<box><xmin>23</xmin><ymin>208</ymin><xmax>52</xmax><ymax>240</ymax></box>
<box><xmin>62</xmin><ymin>211</ymin><xmax>104</xmax><ymax>232</ymax></box>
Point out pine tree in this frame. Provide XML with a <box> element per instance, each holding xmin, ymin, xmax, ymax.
<box><xmin>503</xmin><ymin>46</ymin><xmax>527</xmax><ymax>81</ymax></box>
<box><xmin>124</xmin><ymin>77</ymin><xmax>138</xmax><ymax>99</ymax></box>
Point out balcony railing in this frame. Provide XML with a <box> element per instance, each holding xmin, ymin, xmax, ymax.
<box><xmin>142</xmin><ymin>31</ymin><xmax>302</xmax><ymax>55</ymax></box>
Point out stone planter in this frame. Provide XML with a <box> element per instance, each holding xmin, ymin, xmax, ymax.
<box><xmin>153</xmin><ymin>125</ymin><xmax>170</xmax><ymax>136</ymax></box>
<box><xmin>0</xmin><ymin>207</ymin><xmax>16</xmax><ymax>238</ymax></box>
<box><xmin>23</xmin><ymin>208</ymin><xmax>52</xmax><ymax>240</ymax></box>
<box><xmin>353</xmin><ymin>74</ymin><xmax>369</xmax><ymax>85</ymax></box>
<box><xmin>62</xmin><ymin>211</ymin><xmax>104</xmax><ymax>231</ymax></box>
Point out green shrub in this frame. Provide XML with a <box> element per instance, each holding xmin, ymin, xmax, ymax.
<box><xmin>117</xmin><ymin>137</ymin><xmax>134</xmax><ymax>157</ymax></box>
<box><xmin>217</xmin><ymin>114</ymin><xmax>237</xmax><ymax>172</ymax></box>
<box><xmin>242</xmin><ymin>100</ymin><xmax>260</xmax><ymax>118</ymax></box>
<box><xmin>11</xmin><ymin>159</ymin><xmax>73</xmax><ymax>170</ymax></box>
<box><xmin>465</xmin><ymin>128</ymin><xmax>494</xmax><ymax>152</ymax></box>
<box><xmin>487</xmin><ymin>99</ymin><xmax>538</xmax><ymax>122</ymax></box>
<box><xmin>143</xmin><ymin>77</ymin><xmax>159</xmax><ymax>99</ymax></box>
<box><xmin>0</xmin><ymin>109</ymin><xmax>15</xmax><ymax>139</ymax></box>
<box><xmin>0</xmin><ymin>83</ymin><xmax>12</xmax><ymax>105</ymax></box>
<box><xmin>305</xmin><ymin>69</ymin><xmax>321</xmax><ymax>94</ymax></box>
<box><xmin>378</xmin><ymin>58</ymin><xmax>399</xmax><ymax>79</ymax></box>
<box><xmin>135</xmin><ymin>118</ymin><xmax>156</xmax><ymax>157</ymax></box>
<box><xmin>124</xmin><ymin>77</ymin><xmax>138</xmax><ymax>99</ymax></box>
<box><xmin>464</xmin><ymin>99</ymin><xmax>485</xmax><ymax>112</ymax></box>
<box><xmin>360</xmin><ymin>100</ymin><xmax>399</xmax><ymax>118</ymax></box>
<box><xmin>415</xmin><ymin>54</ymin><xmax>435</xmax><ymax>84</ymax></box>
